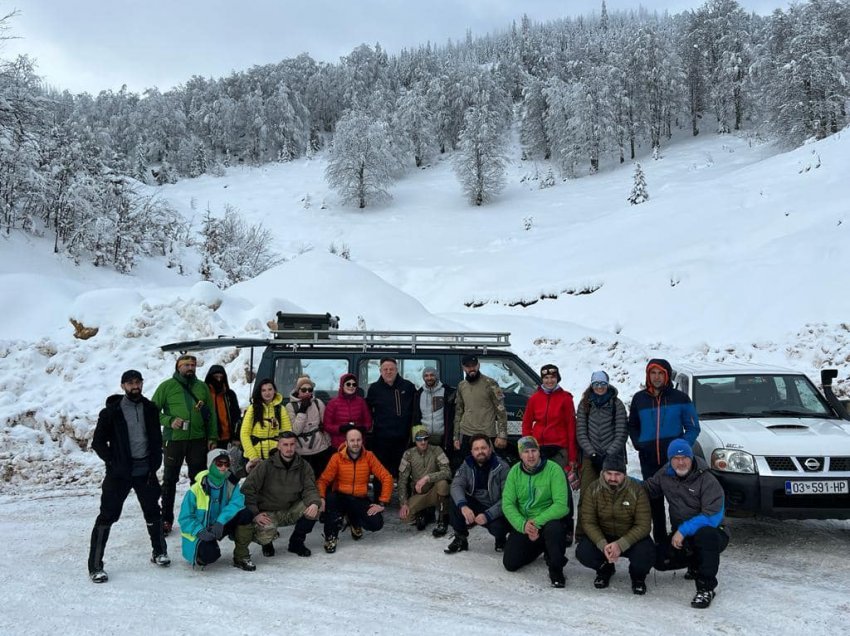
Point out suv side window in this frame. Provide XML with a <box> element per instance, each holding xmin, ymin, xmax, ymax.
<box><xmin>273</xmin><ymin>357</ymin><xmax>349</xmax><ymax>403</ymax></box>
<box><xmin>359</xmin><ymin>358</ymin><xmax>439</xmax><ymax>389</ymax></box>
<box><xmin>479</xmin><ymin>357</ymin><xmax>537</xmax><ymax>398</ymax></box>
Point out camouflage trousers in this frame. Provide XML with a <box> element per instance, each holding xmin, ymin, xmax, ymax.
<box><xmin>405</xmin><ymin>479</ymin><xmax>450</xmax><ymax>521</ymax></box>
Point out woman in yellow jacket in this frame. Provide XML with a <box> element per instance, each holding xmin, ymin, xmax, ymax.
<box><xmin>240</xmin><ymin>379</ymin><xmax>291</xmax><ymax>471</ymax></box>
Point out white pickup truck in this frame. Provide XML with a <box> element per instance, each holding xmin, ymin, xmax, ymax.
<box><xmin>673</xmin><ymin>362</ymin><xmax>850</xmax><ymax>520</ymax></box>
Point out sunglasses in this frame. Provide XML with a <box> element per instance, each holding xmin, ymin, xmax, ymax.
<box><xmin>591</xmin><ymin>381</ymin><xmax>609</xmax><ymax>389</ymax></box>
<box><xmin>213</xmin><ymin>458</ymin><xmax>231</xmax><ymax>467</ymax></box>
<box><xmin>299</xmin><ymin>387</ymin><xmax>314</xmax><ymax>393</ymax></box>
<box><xmin>344</xmin><ymin>381</ymin><xmax>357</xmax><ymax>387</ymax></box>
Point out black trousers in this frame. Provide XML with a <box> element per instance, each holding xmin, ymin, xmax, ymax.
<box><xmin>502</xmin><ymin>518</ymin><xmax>568</xmax><ymax>573</ymax></box>
<box><xmin>540</xmin><ymin>445</ymin><xmax>575</xmax><ymax>537</ymax></box>
<box><xmin>161</xmin><ymin>438</ymin><xmax>208</xmax><ymax>523</ymax></box>
<box><xmin>638</xmin><ymin>450</ymin><xmax>669</xmax><ymax>543</ymax></box>
<box><xmin>301</xmin><ymin>448</ymin><xmax>334</xmax><ymax>482</ymax></box>
<box><xmin>324</xmin><ymin>492</ymin><xmax>384</xmax><ymax>537</ymax></box>
<box><xmin>575</xmin><ymin>535</ymin><xmax>656</xmax><ymax>580</ymax></box>
<box><xmin>655</xmin><ymin>526</ymin><xmax>729</xmax><ymax>590</ymax></box>
<box><xmin>88</xmin><ymin>474</ymin><xmax>164</xmax><ymax>573</ymax></box>
<box><xmin>369</xmin><ymin>434</ymin><xmax>407</xmax><ymax>502</ymax></box>
<box><xmin>196</xmin><ymin>508</ymin><xmax>254</xmax><ymax>565</ymax></box>
<box><xmin>448</xmin><ymin>498</ymin><xmax>510</xmax><ymax>544</ymax></box>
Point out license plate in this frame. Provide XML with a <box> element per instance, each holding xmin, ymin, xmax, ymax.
<box><xmin>784</xmin><ymin>480</ymin><xmax>849</xmax><ymax>495</ymax></box>
<box><xmin>507</xmin><ymin>420</ymin><xmax>522</xmax><ymax>436</ymax></box>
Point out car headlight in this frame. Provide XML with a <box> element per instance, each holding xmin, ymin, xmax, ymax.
<box><xmin>711</xmin><ymin>449</ymin><xmax>756</xmax><ymax>474</ymax></box>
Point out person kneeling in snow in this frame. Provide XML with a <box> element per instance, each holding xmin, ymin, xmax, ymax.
<box><xmin>178</xmin><ymin>449</ymin><xmax>256</xmax><ymax>571</ymax></box>
<box><xmin>644</xmin><ymin>439</ymin><xmax>729</xmax><ymax>609</ymax></box>
<box><xmin>317</xmin><ymin>425</ymin><xmax>393</xmax><ymax>554</ymax></box>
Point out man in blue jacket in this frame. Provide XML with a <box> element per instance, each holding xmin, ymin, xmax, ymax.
<box><xmin>628</xmin><ymin>358</ymin><xmax>699</xmax><ymax>542</ymax></box>
<box><xmin>644</xmin><ymin>439</ymin><xmax>729</xmax><ymax>609</ymax></box>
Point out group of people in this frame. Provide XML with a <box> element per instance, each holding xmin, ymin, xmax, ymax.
<box><xmin>87</xmin><ymin>354</ymin><xmax>728</xmax><ymax>609</ymax></box>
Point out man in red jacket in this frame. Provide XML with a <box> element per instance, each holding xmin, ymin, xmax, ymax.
<box><xmin>521</xmin><ymin>363</ymin><xmax>578</xmax><ymax>544</ymax></box>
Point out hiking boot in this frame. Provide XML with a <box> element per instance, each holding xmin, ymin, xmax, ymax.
<box><xmin>324</xmin><ymin>534</ymin><xmax>338</xmax><ymax>554</ymax></box>
<box><xmin>432</xmin><ymin>519</ymin><xmax>448</xmax><ymax>538</ymax></box>
<box><xmin>262</xmin><ymin>542</ymin><xmax>275</xmax><ymax>557</ymax></box>
<box><xmin>691</xmin><ymin>589</ymin><xmax>715</xmax><ymax>609</ymax></box>
<box><xmin>549</xmin><ymin>568</ymin><xmax>566</xmax><ymax>588</ymax></box>
<box><xmin>150</xmin><ymin>552</ymin><xmax>171</xmax><ymax>567</ymax></box>
<box><xmin>594</xmin><ymin>563</ymin><xmax>615</xmax><ymax>589</ymax></box>
<box><xmin>350</xmin><ymin>525</ymin><xmax>363</xmax><ymax>541</ymax></box>
<box><xmin>494</xmin><ymin>538</ymin><xmax>506</xmax><ymax>553</ymax></box>
<box><xmin>288</xmin><ymin>543</ymin><xmax>311</xmax><ymax>557</ymax></box>
<box><xmin>162</xmin><ymin>521</ymin><xmax>173</xmax><ymax>536</ymax></box>
<box><xmin>632</xmin><ymin>579</ymin><xmax>647</xmax><ymax>595</ymax></box>
<box><xmin>232</xmin><ymin>556</ymin><xmax>257</xmax><ymax>572</ymax></box>
<box><xmin>444</xmin><ymin>535</ymin><xmax>468</xmax><ymax>554</ymax></box>
<box><xmin>89</xmin><ymin>569</ymin><xmax>108</xmax><ymax>584</ymax></box>
<box><xmin>415</xmin><ymin>513</ymin><xmax>428</xmax><ymax>531</ymax></box>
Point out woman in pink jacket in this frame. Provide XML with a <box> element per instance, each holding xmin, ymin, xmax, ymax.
<box><xmin>324</xmin><ymin>373</ymin><xmax>372</xmax><ymax>447</ymax></box>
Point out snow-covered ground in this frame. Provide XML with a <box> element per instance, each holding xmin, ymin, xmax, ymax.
<box><xmin>1</xmin><ymin>128</ymin><xmax>849</xmax><ymax>630</ymax></box>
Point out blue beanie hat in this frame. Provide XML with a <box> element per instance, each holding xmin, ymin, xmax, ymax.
<box><xmin>667</xmin><ymin>438</ymin><xmax>694</xmax><ymax>460</ymax></box>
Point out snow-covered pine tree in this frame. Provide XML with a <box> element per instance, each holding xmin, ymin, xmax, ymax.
<box><xmin>325</xmin><ymin>110</ymin><xmax>396</xmax><ymax>208</ymax></box>
<box><xmin>628</xmin><ymin>163</ymin><xmax>649</xmax><ymax>205</ymax></box>
<box><xmin>453</xmin><ymin>103</ymin><xmax>508</xmax><ymax>206</ymax></box>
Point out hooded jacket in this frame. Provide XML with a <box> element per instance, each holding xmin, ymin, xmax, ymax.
<box><xmin>450</xmin><ymin>453</ymin><xmax>510</xmax><ymax>522</ymax></box>
<box><xmin>240</xmin><ymin>392</ymin><xmax>291</xmax><ymax>460</ymax></box>
<box><xmin>92</xmin><ymin>394</ymin><xmax>162</xmax><ymax>480</ymax></box>
<box><xmin>317</xmin><ymin>442</ymin><xmax>394</xmax><ymax>505</ymax></box>
<box><xmin>324</xmin><ymin>374</ymin><xmax>372</xmax><ymax>447</ymax></box>
<box><xmin>502</xmin><ymin>458</ymin><xmax>569</xmax><ymax>533</ymax></box>
<box><xmin>152</xmin><ymin>372</ymin><xmax>218</xmax><ymax>443</ymax></box>
<box><xmin>178</xmin><ymin>468</ymin><xmax>244</xmax><ymax>563</ymax></box>
<box><xmin>627</xmin><ymin>359</ymin><xmax>700</xmax><ymax>464</ymax></box>
<box><xmin>521</xmin><ymin>385</ymin><xmax>578</xmax><ymax>464</ymax></box>
<box><xmin>240</xmin><ymin>451</ymin><xmax>321</xmax><ymax>515</ymax></box>
<box><xmin>204</xmin><ymin>365</ymin><xmax>242</xmax><ymax>443</ymax></box>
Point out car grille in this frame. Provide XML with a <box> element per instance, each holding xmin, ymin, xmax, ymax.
<box><xmin>765</xmin><ymin>456</ymin><xmax>796</xmax><ymax>471</ymax></box>
<box><xmin>829</xmin><ymin>457</ymin><xmax>850</xmax><ymax>471</ymax></box>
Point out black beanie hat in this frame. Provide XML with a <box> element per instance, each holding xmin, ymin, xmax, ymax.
<box><xmin>540</xmin><ymin>364</ymin><xmax>561</xmax><ymax>382</ymax></box>
<box><xmin>602</xmin><ymin>455</ymin><xmax>627</xmax><ymax>474</ymax></box>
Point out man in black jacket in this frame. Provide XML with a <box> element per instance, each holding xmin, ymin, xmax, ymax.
<box><xmin>87</xmin><ymin>370</ymin><xmax>170</xmax><ymax>583</ymax></box>
<box><xmin>366</xmin><ymin>357</ymin><xmax>415</xmax><ymax>501</ymax></box>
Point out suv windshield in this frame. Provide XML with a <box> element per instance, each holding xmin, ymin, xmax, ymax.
<box><xmin>694</xmin><ymin>374</ymin><xmax>835</xmax><ymax>419</ymax></box>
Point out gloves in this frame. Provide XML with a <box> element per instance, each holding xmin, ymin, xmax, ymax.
<box><xmin>197</xmin><ymin>528</ymin><xmax>216</xmax><ymax>542</ymax></box>
<box><xmin>211</xmin><ymin>522</ymin><xmax>225</xmax><ymax>541</ymax></box>
<box><xmin>297</xmin><ymin>400</ymin><xmax>310</xmax><ymax>414</ymax></box>
<box><xmin>590</xmin><ymin>452</ymin><xmax>605</xmax><ymax>472</ymax></box>
<box><xmin>567</xmin><ymin>469</ymin><xmax>581</xmax><ymax>491</ymax></box>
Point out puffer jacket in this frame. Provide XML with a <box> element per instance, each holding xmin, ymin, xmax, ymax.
<box><xmin>317</xmin><ymin>443</ymin><xmax>394</xmax><ymax>505</ymax></box>
<box><xmin>643</xmin><ymin>456</ymin><xmax>726</xmax><ymax>538</ymax></box>
<box><xmin>503</xmin><ymin>458</ymin><xmax>568</xmax><ymax>532</ymax></box>
<box><xmin>581</xmin><ymin>474</ymin><xmax>651</xmax><ymax>552</ymax></box>
<box><xmin>324</xmin><ymin>374</ymin><xmax>372</xmax><ymax>447</ymax></box>
<box><xmin>285</xmin><ymin>393</ymin><xmax>330</xmax><ymax>456</ymax></box>
<box><xmin>576</xmin><ymin>386</ymin><xmax>628</xmax><ymax>460</ymax></box>
<box><xmin>521</xmin><ymin>386</ymin><xmax>578</xmax><ymax>464</ymax></box>
<box><xmin>240</xmin><ymin>393</ymin><xmax>292</xmax><ymax>460</ymax></box>
<box><xmin>240</xmin><ymin>451</ymin><xmax>321</xmax><ymax>516</ymax></box>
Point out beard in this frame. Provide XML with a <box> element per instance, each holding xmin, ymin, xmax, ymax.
<box><xmin>181</xmin><ymin>370</ymin><xmax>196</xmax><ymax>380</ymax></box>
<box><xmin>465</xmin><ymin>371</ymin><xmax>479</xmax><ymax>382</ymax></box>
<box><xmin>125</xmin><ymin>388</ymin><xmax>143</xmax><ymax>402</ymax></box>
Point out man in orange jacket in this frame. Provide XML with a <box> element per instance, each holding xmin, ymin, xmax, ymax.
<box><xmin>317</xmin><ymin>425</ymin><xmax>393</xmax><ymax>554</ymax></box>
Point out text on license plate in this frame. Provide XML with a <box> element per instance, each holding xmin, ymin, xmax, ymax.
<box><xmin>784</xmin><ymin>480</ymin><xmax>849</xmax><ymax>495</ymax></box>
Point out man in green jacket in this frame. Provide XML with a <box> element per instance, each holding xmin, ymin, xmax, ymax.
<box><xmin>453</xmin><ymin>355</ymin><xmax>508</xmax><ymax>459</ymax></box>
<box><xmin>152</xmin><ymin>354</ymin><xmax>218</xmax><ymax>533</ymax></box>
<box><xmin>575</xmin><ymin>455</ymin><xmax>654</xmax><ymax>595</ymax></box>
<box><xmin>502</xmin><ymin>436</ymin><xmax>569</xmax><ymax>588</ymax></box>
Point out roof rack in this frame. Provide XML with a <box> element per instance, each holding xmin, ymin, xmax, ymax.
<box><xmin>267</xmin><ymin>329</ymin><xmax>511</xmax><ymax>353</ymax></box>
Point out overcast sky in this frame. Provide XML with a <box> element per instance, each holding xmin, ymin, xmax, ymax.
<box><xmin>3</xmin><ymin>0</ymin><xmax>789</xmax><ymax>95</ymax></box>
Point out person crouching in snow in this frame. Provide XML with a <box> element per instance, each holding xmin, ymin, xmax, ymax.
<box><xmin>178</xmin><ymin>449</ymin><xmax>256</xmax><ymax>571</ymax></box>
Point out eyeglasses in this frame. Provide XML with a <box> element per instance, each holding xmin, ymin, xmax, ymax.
<box><xmin>299</xmin><ymin>387</ymin><xmax>314</xmax><ymax>393</ymax></box>
<box><xmin>591</xmin><ymin>381</ymin><xmax>609</xmax><ymax>389</ymax></box>
<box><xmin>213</xmin><ymin>458</ymin><xmax>231</xmax><ymax>467</ymax></box>
<box><xmin>344</xmin><ymin>381</ymin><xmax>357</xmax><ymax>387</ymax></box>
<box><xmin>414</xmin><ymin>436</ymin><xmax>429</xmax><ymax>442</ymax></box>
